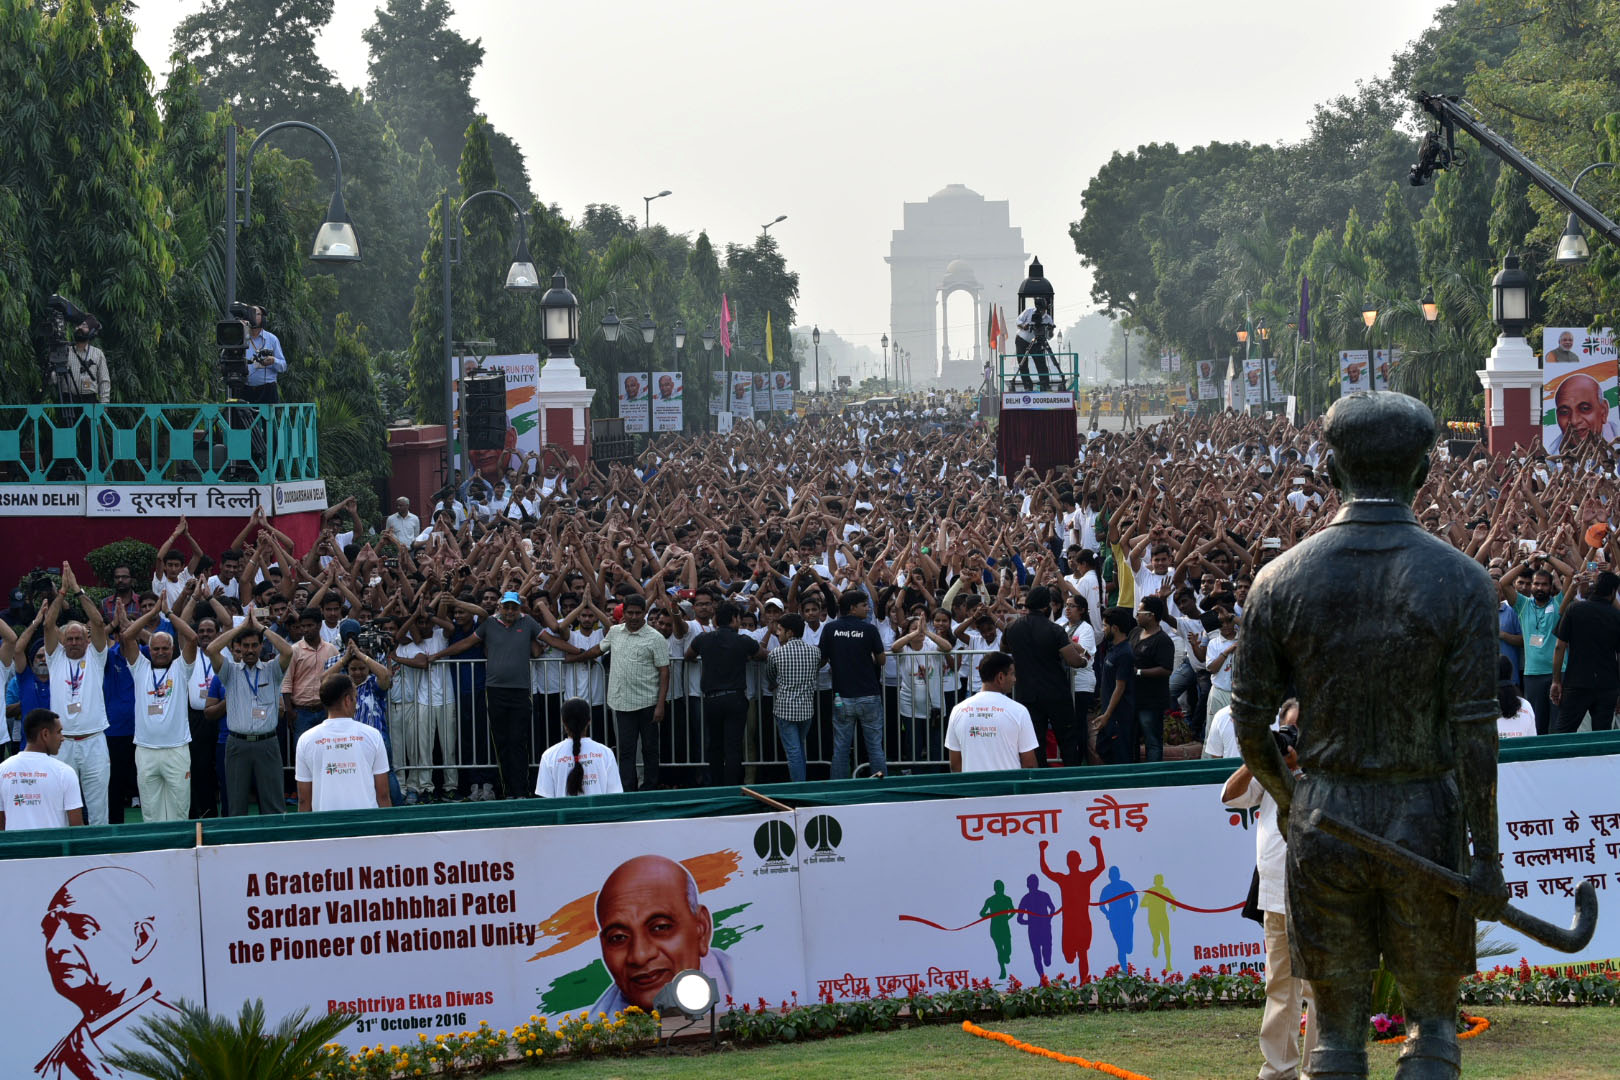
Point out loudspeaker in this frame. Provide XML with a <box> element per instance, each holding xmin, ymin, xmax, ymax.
<box><xmin>463</xmin><ymin>370</ymin><xmax>507</xmax><ymax>451</ymax></box>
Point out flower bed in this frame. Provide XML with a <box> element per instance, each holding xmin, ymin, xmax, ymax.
<box><xmin>1459</xmin><ymin>958</ymin><xmax>1620</xmax><ymax>1007</ymax></box>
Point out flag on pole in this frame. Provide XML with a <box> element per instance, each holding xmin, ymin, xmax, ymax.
<box><xmin>987</xmin><ymin>306</ymin><xmax>998</xmax><ymax>357</ymax></box>
<box><xmin>1298</xmin><ymin>275</ymin><xmax>1311</xmax><ymax>342</ymax></box>
<box><xmin>765</xmin><ymin>311</ymin><xmax>774</xmax><ymax>366</ymax></box>
<box><xmin>720</xmin><ymin>294</ymin><xmax>733</xmax><ymax>358</ymax></box>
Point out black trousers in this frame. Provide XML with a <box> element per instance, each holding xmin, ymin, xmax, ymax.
<box><xmin>1072</xmin><ymin>690</ymin><xmax>1096</xmax><ymax>765</ymax></box>
<box><xmin>456</xmin><ymin>687</ymin><xmax>496</xmax><ymax>793</ymax></box>
<box><xmin>1015</xmin><ymin>338</ymin><xmax>1053</xmax><ymax>391</ymax></box>
<box><xmin>1017</xmin><ymin>692</ymin><xmax>1079</xmax><ymax>768</ymax></box>
<box><xmin>703</xmin><ymin>691</ymin><xmax>748</xmax><ymax>787</ymax></box>
<box><xmin>189</xmin><ymin>707</ymin><xmax>220</xmax><ymax>818</ymax></box>
<box><xmin>616</xmin><ymin>706</ymin><xmax>659</xmax><ymax>791</ymax></box>
<box><xmin>106</xmin><ymin>733</ymin><xmax>136</xmax><ymax>823</ymax></box>
<box><xmin>1554</xmin><ymin>685</ymin><xmax>1618</xmax><ymax>734</ymax></box>
<box><xmin>243</xmin><ymin>381</ymin><xmax>279</xmax><ymax>404</ymax></box>
<box><xmin>487</xmin><ymin>687</ymin><xmax>533</xmax><ymax>798</ymax></box>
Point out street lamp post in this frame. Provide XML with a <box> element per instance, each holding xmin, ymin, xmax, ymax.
<box><xmin>881</xmin><ymin>334</ymin><xmax>889</xmax><ymax>394</ymax></box>
<box><xmin>1555</xmin><ymin>163</ymin><xmax>1620</xmax><ymax>264</ymax></box>
<box><xmin>1361</xmin><ymin>303</ymin><xmax>1379</xmax><ymax>392</ymax></box>
<box><xmin>1257</xmin><ymin>319</ymin><xmax>1272</xmax><ymax>407</ymax></box>
<box><xmin>700</xmin><ymin>324</ymin><xmax>716</xmax><ymax>431</ymax></box>
<box><xmin>224</xmin><ymin>121</ymin><xmax>360</xmax><ymax>318</ymax></box>
<box><xmin>812</xmin><ymin>325</ymin><xmax>821</xmax><ymax>395</ymax></box>
<box><xmin>441</xmin><ymin>188</ymin><xmax>541</xmax><ymax>481</ymax></box>
<box><xmin>762</xmin><ymin>214</ymin><xmax>787</xmax><ymax>234</ymax></box>
<box><xmin>643</xmin><ymin>189</ymin><xmax>672</xmax><ymax>228</ymax></box>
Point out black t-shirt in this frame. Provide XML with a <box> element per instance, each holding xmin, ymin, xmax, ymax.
<box><xmin>818</xmin><ymin>616</ymin><xmax>884</xmax><ymax>698</ymax></box>
<box><xmin>1003</xmin><ymin>613</ymin><xmax>1071</xmax><ymax>700</ymax></box>
<box><xmin>1555</xmin><ymin>598</ymin><xmax>1620</xmax><ymax>690</ymax></box>
<box><xmin>1098</xmin><ymin>638</ymin><xmax>1136</xmax><ymax>716</ymax></box>
<box><xmin>1130</xmin><ymin>628</ymin><xmax>1175</xmax><ymax>711</ymax></box>
<box><xmin>689</xmin><ymin>627</ymin><xmax>760</xmax><ymax>693</ymax></box>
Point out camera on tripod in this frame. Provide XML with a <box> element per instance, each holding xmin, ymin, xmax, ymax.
<box><xmin>216</xmin><ymin>301</ymin><xmax>266</xmax><ymax>401</ymax></box>
<box><xmin>35</xmin><ymin>294</ymin><xmax>98</xmax><ymax>395</ymax></box>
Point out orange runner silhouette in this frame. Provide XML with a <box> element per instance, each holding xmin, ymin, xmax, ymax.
<box><xmin>1038</xmin><ymin>836</ymin><xmax>1106</xmax><ymax>982</ymax></box>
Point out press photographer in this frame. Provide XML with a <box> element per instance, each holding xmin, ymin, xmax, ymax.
<box><xmin>1014</xmin><ymin>296</ymin><xmax>1057</xmax><ymax>392</ymax></box>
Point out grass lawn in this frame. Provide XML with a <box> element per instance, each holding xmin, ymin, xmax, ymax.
<box><xmin>506</xmin><ymin>1006</ymin><xmax>1619</xmax><ymax>1080</ymax></box>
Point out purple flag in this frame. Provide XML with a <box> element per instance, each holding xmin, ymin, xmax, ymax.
<box><xmin>1298</xmin><ymin>275</ymin><xmax>1311</xmax><ymax>342</ymax></box>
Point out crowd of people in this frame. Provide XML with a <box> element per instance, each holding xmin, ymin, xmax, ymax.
<box><xmin>2</xmin><ymin>396</ymin><xmax>1614</xmax><ymax>829</ymax></box>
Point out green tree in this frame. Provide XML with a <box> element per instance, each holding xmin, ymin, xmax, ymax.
<box><xmin>363</xmin><ymin>0</ymin><xmax>483</xmax><ymax>174</ymax></box>
<box><xmin>173</xmin><ymin>0</ymin><xmax>347</xmax><ymax>133</ymax></box>
<box><xmin>106</xmin><ymin>997</ymin><xmax>355</xmax><ymax>1080</ymax></box>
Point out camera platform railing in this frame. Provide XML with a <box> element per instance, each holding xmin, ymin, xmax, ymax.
<box><xmin>996</xmin><ymin>351</ymin><xmax>1080</xmax><ymax>397</ymax></box>
<box><xmin>0</xmin><ymin>402</ymin><xmax>319</xmax><ymax>485</ymax></box>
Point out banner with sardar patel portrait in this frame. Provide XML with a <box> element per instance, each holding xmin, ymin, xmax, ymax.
<box><xmin>194</xmin><ymin>813</ymin><xmax>806</xmax><ymax>1051</ymax></box>
<box><xmin>0</xmin><ymin>850</ymin><xmax>205</xmax><ymax>1079</ymax></box>
<box><xmin>1542</xmin><ymin>326</ymin><xmax>1619</xmax><ymax>454</ymax></box>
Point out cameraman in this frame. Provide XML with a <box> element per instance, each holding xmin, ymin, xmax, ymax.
<box><xmin>52</xmin><ymin>318</ymin><xmax>110</xmax><ymax>405</ymax></box>
<box><xmin>1221</xmin><ymin>700</ymin><xmax>1315</xmax><ymax>1080</ymax></box>
<box><xmin>242</xmin><ymin>307</ymin><xmax>286</xmax><ymax>404</ymax></box>
<box><xmin>1014</xmin><ymin>298</ymin><xmax>1056</xmax><ymax>392</ymax></box>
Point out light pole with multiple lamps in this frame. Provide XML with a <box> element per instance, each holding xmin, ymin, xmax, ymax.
<box><xmin>224</xmin><ymin>121</ymin><xmax>360</xmax><ymax>317</ymax></box>
<box><xmin>441</xmin><ymin>189</ymin><xmax>541</xmax><ymax>479</ymax></box>
<box><xmin>643</xmin><ymin>189</ymin><xmax>672</xmax><ymax>228</ymax></box>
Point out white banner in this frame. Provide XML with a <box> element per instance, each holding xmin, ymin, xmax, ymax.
<box><xmin>751</xmin><ymin>373</ymin><xmax>772</xmax><ymax>414</ymax></box>
<box><xmin>618</xmin><ymin>372</ymin><xmax>651</xmax><ymax>434</ymax></box>
<box><xmin>272</xmin><ymin>479</ymin><xmax>328</xmax><ymax>515</ymax></box>
<box><xmin>0</xmin><ymin>850</ymin><xmax>205</xmax><ymax>1077</ymax></box>
<box><xmin>1372</xmin><ymin>349</ymin><xmax>1397</xmax><ymax>392</ymax></box>
<box><xmin>196</xmin><ymin>813</ymin><xmax>806</xmax><ymax>1050</ymax></box>
<box><xmin>730</xmin><ymin>372</ymin><xmax>755</xmax><ymax>421</ymax></box>
<box><xmin>1001</xmin><ymin>391</ymin><xmax>1075</xmax><ymax>411</ymax></box>
<box><xmin>1243</xmin><ymin>359</ymin><xmax>1263</xmax><ymax>407</ymax></box>
<box><xmin>710</xmin><ymin>371</ymin><xmax>725</xmax><ymax>417</ymax></box>
<box><xmin>452</xmin><ymin>354</ymin><xmax>541</xmax><ymax>481</ymax></box>
<box><xmin>799</xmin><ymin>786</ymin><xmax>1256</xmax><ymax>995</ymax></box>
<box><xmin>651</xmin><ymin>371</ymin><xmax>683</xmax><ymax>433</ymax></box>
<box><xmin>1338</xmin><ymin>349</ymin><xmax>1370</xmax><ymax>397</ymax></box>
<box><xmin>770</xmin><ymin>372</ymin><xmax>794</xmax><ymax>413</ymax></box>
<box><xmin>0</xmin><ymin>484</ymin><xmax>84</xmax><ymax>516</ymax></box>
<box><xmin>87</xmin><ymin>484</ymin><xmax>272</xmax><ymax>518</ymax></box>
<box><xmin>1</xmin><ymin>752</ymin><xmax>1615</xmax><ymax>1058</ymax></box>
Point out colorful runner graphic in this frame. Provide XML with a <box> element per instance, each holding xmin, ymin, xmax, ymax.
<box><xmin>1142</xmin><ymin>873</ymin><xmax>1176</xmax><ymax>972</ymax></box>
<box><xmin>980</xmin><ymin>881</ymin><xmax>1015</xmax><ymax>979</ymax></box>
<box><xmin>1016</xmin><ymin>874</ymin><xmax>1056</xmax><ymax>978</ymax></box>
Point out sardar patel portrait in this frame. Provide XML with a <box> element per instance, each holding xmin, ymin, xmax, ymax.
<box><xmin>1547</xmin><ymin>370</ymin><xmax>1620</xmax><ymax>453</ymax></box>
<box><xmin>590</xmin><ymin>855</ymin><xmax>735</xmax><ymax>1015</ymax></box>
<box><xmin>36</xmin><ymin>868</ymin><xmax>178</xmax><ymax>1080</ymax></box>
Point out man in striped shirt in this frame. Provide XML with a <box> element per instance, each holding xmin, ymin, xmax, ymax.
<box><xmin>767</xmin><ymin>615</ymin><xmax>823</xmax><ymax>783</ymax></box>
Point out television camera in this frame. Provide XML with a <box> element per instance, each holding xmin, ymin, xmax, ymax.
<box><xmin>215</xmin><ymin>301</ymin><xmax>267</xmax><ymax>401</ymax></box>
<box><xmin>34</xmin><ymin>294</ymin><xmax>100</xmax><ymax>401</ymax></box>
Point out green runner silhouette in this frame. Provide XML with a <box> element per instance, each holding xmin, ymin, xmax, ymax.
<box><xmin>980</xmin><ymin>880</ymin><xmax>1015</xmax><ymax>979</ymax></box>
<box><xmin>1141</xmin><ymin>872</ymin><xmax>1176</xmax><ymax>973</ymax></box>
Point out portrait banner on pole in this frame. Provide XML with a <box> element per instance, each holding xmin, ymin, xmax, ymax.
<box><xmin>651</xmin><ymin>371</ymin><xmax>683</xmax><ymax>432</ymax></box>
<box><xmin>1542</xmin><ymin>326</ymin><xmax>1618</xmax><ymax>454</ymax></box>
<box><xmin>731</xmin><ymin>371</ymin><xmax>755</xmax><ymax>420</ymax></box>
<box><xmin>617</xmin><ymin>372</ymin><xmax>650</xmax><ymax>434</ymax></box>
<box><xmin>1338</xmin><ymin>350</ymin><xmax>1370</xmax><ymax>396</ymax></box>
<box><xmin>1372</xmin><ymin>349</ymin><xmax>1399</xmax><ymax>392</ymax></box>
<box><xmin>1243</xmin><ymin>358</ymin><xmax>1263</xmax><ymax>407</ymax></box>
<box><xmin>752</xmin><ymin>372</ymin><xmax>772</xmax><ymax>414</ymax></box>
<box><xmin>771</xmin><ymin>371</ymin><xmax>794</xmax><ymax>412</ymax></box>
<box><xmin>711</xmin><ymin>371</ymin><xmax>726</xmax><ymax>417</ymax></box>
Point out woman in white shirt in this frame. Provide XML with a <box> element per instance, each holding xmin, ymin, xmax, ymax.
<box><xmin>1060</xmin><ymin>595</ymin><xmax>1097</xmax><ymax>734</ymax></box>
<box><xmin>537</xmin><ymin>697</ymin><xmax>623</xmax><ymax>797</ymax></box>
<box><xmin>1497</xmin><ymin>656</ymin><xmax>1537</xmax><ymax>739</ymax></box>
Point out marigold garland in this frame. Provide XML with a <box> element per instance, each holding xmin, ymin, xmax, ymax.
<box><xmin>961</xmin><ymin>1020</ymin><xmax>1156</xmax><ymax>1080</ymax></box>
<box><xmin>1373</xmin><ymin>1013</ymin><xmax>1490</xmax><ymax>1046</ymax></box>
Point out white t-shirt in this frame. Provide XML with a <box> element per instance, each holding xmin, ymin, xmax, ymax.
<box><xmin>206</xmin><ymin>574</ymin><xmax>241</xmax><ymax>600</ymax></box>
<box><xmin>48</xmin><ymin>643</ymin><xmax>109</xmax><ymax>736</ymax></box>
<box><xmin>1068</xmin><ymin>622</ymin><xmax>1098</xmax><ymax>693</ymax></box>
<box><xmin>1498</xmin><ymin>699</ymin><xmax>1537</xmax><ymax>739</ymax></box>
<box><xmin>0</xmin><ymin>751</ymin><xmax>83</xmax><ymax>830</ymax></box>
<box><xmin>896</xmin><ymin>638</ymin><xmax>945</xmax><ymax>718</ymax></box>
<box><xmin>1203</xmin><ymin>705</ymin><xmax>1238</xmax><ymax>758</ymax></box>
<box><xmin>129</xmin><ymin>654</ymin><xmax>193</xmax><ymax>748</ymax></box>
<box><xmin>536</xmin><ymin>736</ymin><xmax>624</xmax><ymax>797</ymax></box>
<box><xmin>565</xmin><ymin>627</ymin><xmax>606</xmax><ymax>704</ymax></box>
<box><xmin>294</xmin><ymin>717</ymin><xmax>389</xmax><ymax>811</ymax></box>
<box><xmin>1205</xmin><ymin>633</ymin><xmax>1238</xmax><ymax>692</ymax></box>
<box><xmin>189</xmin><ymin>654</ymin><xmax>217</xmax><ymax>712</ymax></box>
<box><xmin>944</xmin><ymin>689</ymin><xmax>1038</xmax><ymax>772</ymax></box>
<box><xmin>152</xmin><ymin>569</ymin><xmax>193</xmax><ymax>607</ymax></box>
<box><xmin>385</xmin><ymin>512</ymin><xmax>421</xmax><ymax>545</ymax></box>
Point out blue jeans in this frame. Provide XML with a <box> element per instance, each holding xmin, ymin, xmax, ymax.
<box><xmin>294</xmin><ymin>706</ymin><xmax>326</xmax><ymax>739</ymax></box>
<box><xmin>776</xmin><ymin>715</ymin><xmax>812</xmax><ymax>783</ymax></box>
<box><xmin>832</xmin><ymin>695</ymin><xmax>886</xmax><ymax>779</ymax></box>
<box><xmin>1137</xmin><ymin>705</ymin><xmax>1165</xmax><ymax>763</ymax></box>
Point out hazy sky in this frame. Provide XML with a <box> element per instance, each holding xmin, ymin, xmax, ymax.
<box><xmin>132</xmin><ymin>0</ymin><xmax>1448</xmax><ymax>353</ymax></box>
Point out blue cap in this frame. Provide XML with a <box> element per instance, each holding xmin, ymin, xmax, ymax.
<box><xmin>501</xmin><ymin>591</ymin><xmax>522</xmax><ymax>605</ymax></box>
<box><xmin>338</xmin><ymin>618</ymin><xmax>362</xmax><ymax>644</ymax></box>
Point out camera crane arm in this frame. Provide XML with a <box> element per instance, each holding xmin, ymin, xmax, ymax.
<box><xmin>1412</xmin><ymin>93</ymin><xmax>1620</xmax><ymax>254</ymax></box>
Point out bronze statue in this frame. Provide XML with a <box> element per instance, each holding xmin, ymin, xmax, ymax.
<box><xmin>1232</xmin><ymin>391</ymin><xmax>1593</xmax><ymax>1080</ymax></box>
